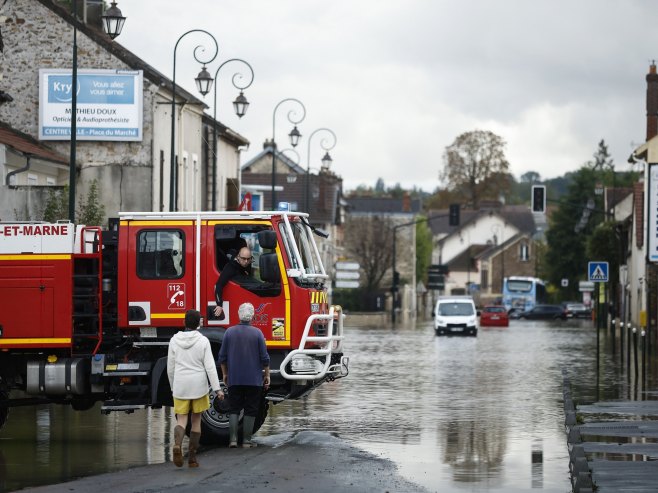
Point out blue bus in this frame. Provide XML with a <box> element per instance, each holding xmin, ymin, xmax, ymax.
<box><xmin>502</xmin><ymin>276</ymin><xmax>547</xmax><ymax>314</ymax></box>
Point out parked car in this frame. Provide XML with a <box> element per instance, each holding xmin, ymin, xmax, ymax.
<box><xmin>434</xmin><ymin>296</ymin><xmax>478</xmax><ymax>336</ymax></box>
<box><xmin>517</xmin><ymin>304</ymin><xmax>568</xmax><ymax>320</ymax></box>
<box><xmin>480</xmin><ymin>305</ymin><xmax>509</xmax><ymax>327</ymax></box>
<box><xmin>562</xmin><ymin>302</ymin><xmax>592</xmax><ymax>319</ymax></box>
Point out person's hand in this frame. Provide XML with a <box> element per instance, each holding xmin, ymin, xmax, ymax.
<box><xmin>215</xmin><ymin>389</ymin><xmax>224</xmax><ymax>400</ymax></box>
<box><xmin>223</xmin><ymin>375</ymin><xmax>229</xmax><ymax>386</ymax></box>
<box><xmin>263</xmin><ymin>375</ymin><xmax>270</xmax><ymax>391</ymax></box>
<box><xmin>213</xmin><ymin>305</ymin><xmax>223</xmax><ymax>317</ymax></box>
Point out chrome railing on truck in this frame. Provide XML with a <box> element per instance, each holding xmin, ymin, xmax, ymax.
<box><xmin>279</xmin><ymin>305</ymin><xmax>348</xmax><ymax>381</ymax></box>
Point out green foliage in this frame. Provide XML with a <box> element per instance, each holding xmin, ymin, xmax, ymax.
<box><xmin>543</xmin><ymin>166</ymin><xmax>603</xmax><ymax>299</ymax></box>
<box><xmin>590</xmin><ymin>139</ymin><xmax>614</xmax><ymax>171</ymax></box>
<box><xmin>40</xmin><ymin>181</ymin><xmax>105</xmax><ymax>225</ymax></box>
<box><xmin>586</xmin><ymin>221</ymin><xmax>620</xmax><ymax>287</ymax></box>
<box><xmin>332</xmin><ymin>288</ymin><xmax>386</xmax><ymax>312</ymax></box>
<box><xmin>415</xmin><ymin>217</ymin><xmax>433</xmax><ymax>282</ymax></box>
<box><xmin>42</xmin><ymin>185</ymin><xmax>69</xmax><ymax>222</ymax></box>
<box><xmin>77</xmin><ymin>179</ymin><xmax>106</xmax><ymax>226</ymax></box>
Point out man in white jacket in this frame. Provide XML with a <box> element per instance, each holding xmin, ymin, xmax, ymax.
<box><xmin>167</xmin><ymin>309</ymin><xmax>222</xmax><ymax>467</ymax></box>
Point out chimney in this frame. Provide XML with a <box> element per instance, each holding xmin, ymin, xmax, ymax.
<box><xmin>402</xmin><ymin>193</ymin><xmax>411</xmax><ymax>212</ymax></box>
<box><xmin>647</xmin><ymin>62</ymin><xmax>658</xmax><ymax>140</ymax></box>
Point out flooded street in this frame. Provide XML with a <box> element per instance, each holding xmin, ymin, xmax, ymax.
<box><xmin>0</xmin><ymin>317</ymin><xmax>618</xmax><ymax>492</ymax></box>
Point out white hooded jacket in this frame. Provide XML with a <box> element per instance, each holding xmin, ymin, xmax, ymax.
<box><xmin>167</xmin><ymin>330</ymin><xmax>221</xmax><ymax>400</ymax></box>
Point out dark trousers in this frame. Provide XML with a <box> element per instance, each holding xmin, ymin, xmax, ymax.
<box><xmin>227</xmin><ymin>385</ymin><xmax>262</xmax><ymax>417</ymax></box>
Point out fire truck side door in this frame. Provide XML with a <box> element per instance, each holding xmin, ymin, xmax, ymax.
<box><xmin>125</xmin><ymin>223</ymin><xmax>195</xmax><ymax>328</ymax></box>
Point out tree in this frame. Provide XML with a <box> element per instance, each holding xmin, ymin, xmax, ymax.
<box><xmin>415</xmin><ymin>217</ymin><xmax>433</xmax><ymax>283</ymax></box>
<box><xmin>42</xmin><ymin>185</ymin><xmax>69</xmax><ymax>222</ymax></box>
<box><xmin>374</xmin><ymin>178</ymin><xmax>385</xmax><ymax>195</ymax></box>
<box><xmin>586</xmin><ymin>221</ymin><xmax>620</xmax><ymax>288</ymax></box>
<box><xmin>590</xmin><ymin>139</ymin><xmax>614</xmax><ymax>171</ymax></box>
<box><xmin>520</xmin><ymin>171</ymin><xmax>542</xmax><ymax>183</ymax></box>
<box><xmin>344</xmin><ymin>215</ymin><xmax>394</xmax><ymax>292</ymax></box>
<box><xmin>440</xmin><ymin>130</ymin><xmax>510</xmax><ymax>208</ymax></box>
<box><xmin>543</xmin><ymin>166</ymin><xmax>601</xmax><ymax>299</ymax></box>
<box><xmin>77</xmin><ymin>179</ymin><xmax>106</xmax><ymax>226</ymax></box>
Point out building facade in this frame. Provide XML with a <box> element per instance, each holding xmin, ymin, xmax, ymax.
<box><xmin>0</xmin><ymin>0</ymin><xmax>247</xmax><ymax>221</ymax></box>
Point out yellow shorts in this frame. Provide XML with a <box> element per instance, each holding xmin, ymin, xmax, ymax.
<box><xmin>173</xmin><ymin>395</ymin><xmax>210</xmax><ymax>414</ymax></box>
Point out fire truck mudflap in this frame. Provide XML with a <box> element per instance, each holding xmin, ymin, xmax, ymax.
<box><xmin>0</xmin><ymin>212</ymin><xmax>349</xmax><ymax>444</ymax></box>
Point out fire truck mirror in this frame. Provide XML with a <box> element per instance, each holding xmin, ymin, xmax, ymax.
<box><xmin>257</xmin><ymin>230</ymin><xmax>278</xmax><ymax>250</ymax></box>
<box><xmin>259</xmin><ymin>253</ymin><xmax>280</xmax><ymax>283</ymax></box>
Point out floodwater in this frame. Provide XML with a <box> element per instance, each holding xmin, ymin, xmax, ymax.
<box><xmin>0</xmin><ymin>317</ymin><xmax>626</xmax><ymax>492</ymax></box>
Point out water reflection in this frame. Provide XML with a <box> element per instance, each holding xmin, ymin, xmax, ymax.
<box><xmin>0</xmin><ymin>318</ymin><xmax>619</xmax><ymax>492</ymax></box>
<box><xmin>0</xmin><ymin>404</ymin><xmax>178</xmax><ymax>491</ymax></box>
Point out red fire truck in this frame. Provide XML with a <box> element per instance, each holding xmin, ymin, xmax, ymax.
<box><xmin>0</xmin><ymin>211</ymin><xmax>348</xmax><ymax>443</ymax></box>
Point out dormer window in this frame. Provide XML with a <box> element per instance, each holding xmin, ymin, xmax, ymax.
<box><xmin>520</xmin><ymin>242</ymin><xmax>529</xmax><ymax>262</ymax></box>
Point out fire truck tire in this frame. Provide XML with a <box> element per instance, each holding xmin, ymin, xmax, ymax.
<box><xmin>70</xmin><ymin>397</ymin><xmax>96</xmax><ymax>411</ymax></box>
<box><xmin>0</xmin><ymin>390</ymin><xmax>8</xmax><ymax>430</ymax></box>
<box><xmin>199</xmin><ymin>393</ymin><xmax>269</xmax><ymax>445</ymax></box>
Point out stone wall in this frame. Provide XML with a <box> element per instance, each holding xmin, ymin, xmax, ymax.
<box><xmin>0</xmin><ymin>0</ymin><xmax>156</xmax><ymax>217</ymax></box>
<box><xmin>0</xmin><ymin>186</ymin><xmax>55</xmax><ymax>221</ymax></box>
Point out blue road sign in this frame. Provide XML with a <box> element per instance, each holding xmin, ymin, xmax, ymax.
<box><xmin>588</xmin><ymin>261</ymin><xmax>609</xmax><ymax>282</ymax></box>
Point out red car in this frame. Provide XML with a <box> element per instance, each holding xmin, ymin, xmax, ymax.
<box><xmin>480</xmin><ymin>305</ymin><xmax>509</xmax><ymax>327</ymax></box>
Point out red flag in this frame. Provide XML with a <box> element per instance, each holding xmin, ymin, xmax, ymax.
<box><xmin>238</xmin><ymin>192</ymin><xmax>252</xmax><ymax>211</ymax></box>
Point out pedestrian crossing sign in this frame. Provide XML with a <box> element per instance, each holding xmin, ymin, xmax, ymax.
<box><xmin>588</xmin><ymin>261</ymin><xmax>609</xmax><ymax>282</ymax></box>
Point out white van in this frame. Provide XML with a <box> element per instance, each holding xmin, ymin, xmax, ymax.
<box><xmin>434</xmin><ymin>296</ymin><xmax>478</xmax><ymax>336</ymax></box>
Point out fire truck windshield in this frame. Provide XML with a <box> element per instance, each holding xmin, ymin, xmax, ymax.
<box><xmin>279</xmin><ymin>219</ymin><xmax>327</xmax><ymax>281</ymax></box>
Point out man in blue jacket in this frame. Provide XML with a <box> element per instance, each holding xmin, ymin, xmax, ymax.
<box><xmin>218</xmin><ymin>302</ymin><xmax>270</xmax><ymax>448</ymax></box>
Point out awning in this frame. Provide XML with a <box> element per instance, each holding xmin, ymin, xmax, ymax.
<box><xmin>0</xmin><ymin>124</ymin><xmax>68</xmax><ymax>165</ymax></box>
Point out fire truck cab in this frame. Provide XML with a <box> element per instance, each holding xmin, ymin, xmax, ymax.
<box><xmin>0</xmin><ymin>211</ymin><xmax>347</xmax><ymax>443</ymax></box>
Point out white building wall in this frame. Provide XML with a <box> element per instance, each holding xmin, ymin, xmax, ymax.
<box><xmin>434</xmin><ymin>214</ymin><xmax>520</xmax><ymax>264</ymax></box>
<box><xmin>217</xmin><ymin>138</ymin><xmax>241</xmax><ymax>211</ymax></box>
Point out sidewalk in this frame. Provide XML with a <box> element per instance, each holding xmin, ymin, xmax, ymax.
<box><xmin>564</xmin><ymin>372</ymin><xmax>658</xmax><ymax>493</ymax></box>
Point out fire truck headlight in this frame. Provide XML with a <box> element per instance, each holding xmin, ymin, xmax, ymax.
<box><xmin>291</xmin><ymin>355</ymin><xmax>323</xmax><ymax>374</ymax></box>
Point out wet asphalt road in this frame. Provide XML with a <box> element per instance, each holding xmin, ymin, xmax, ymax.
<box><xmin>19</xmin><ymin>431</ymin><xmax>424</xmax><ymax>493</ymax></box>
<box><xmin>2</xmin><ymin>316</ymin><xmax>608</xmax><ymax>492</ymax></box>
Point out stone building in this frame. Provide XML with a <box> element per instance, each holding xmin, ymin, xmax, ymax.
<box><xmin>0</xmin><ymin>0</ymin><xmax>247</xmax><ymax>221</ymax></box>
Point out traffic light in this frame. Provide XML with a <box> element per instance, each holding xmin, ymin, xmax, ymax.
<box><xmin>393</xmin><ymin>271</ymin><xmax>400</xmax><ymax>286</ymax></box>
<box><xmin>531</xmin><ymin>185</ymin><xmax>546</xmax><ymax>213</ymax></box>
<box><xmin>449</xmin><ymin>203</ymin><xmax>460</xmax><ymax>226</ymax></box>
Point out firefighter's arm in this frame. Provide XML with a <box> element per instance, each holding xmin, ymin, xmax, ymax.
<box><xmin>214</xmin><ymin>265</ymin><xmax>236</xmax><ymax>316</ymax></box>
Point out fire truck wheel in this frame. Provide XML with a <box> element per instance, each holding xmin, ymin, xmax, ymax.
<box><xmin>70</xmin><ymin>397</ymin><xmax>96</xmax><ymax>411</ymax></box>
<box><xmin>199</xmin><ymin>392</ymin><xmax>269</xmax><ymax>445</ymax></box>
<box><xmin>0</xmin><ymin>391</ymin><xmax>8</xmax><ymax>430</ymax></box>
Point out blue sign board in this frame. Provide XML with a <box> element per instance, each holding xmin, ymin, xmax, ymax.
<box><xmin>39</xmin><ymin>69</ymin><xmax>143</xmax><ymax>142</ymax></box>
<box><xmin>588</xmin><ymin>261</ymin><xmax>609</xmax><ymax>282</ymax></box>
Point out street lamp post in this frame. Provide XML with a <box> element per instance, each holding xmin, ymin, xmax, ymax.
<box><xmin>305</xmin><ymin>128</ymin><xmax>336</xmax><ymax>213</ymax></box>
<box><xmin>211</xmin><ymin>59</ymin><xmax>254</xmax><ymax>211</ymax></box>
<box><xmin>271</xmin><ymin>98</ymin><xmax>306</xmax><ymax>210</ymax></box>
<box><xmin>460</xmin><ymin>229</ymin><xmax>471</xmax><ymax>288</ymax></box>
<box><xmin>169</xmin><ymin>30</ymin><xmax>218</xmax><ymax>212</ymax></box>
<box><xmin>68</xmin><ymin>0</ymin><xmax>126</xmax><ymax>222</ymax></box>
<box><xmin>492</xmin><ymin>224</ymin><xmax>505</xmax><ymax>293</ymax></box>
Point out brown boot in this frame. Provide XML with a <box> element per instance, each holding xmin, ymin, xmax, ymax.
<box><xmin>188</xmin><ymin>431</ymin><xmax>201</xmax><ymax>468</ymax></box>
<box><xmin>172</xmin><ymin>425</ymin><xmax>185</xmax><ymax>467</ymax></box>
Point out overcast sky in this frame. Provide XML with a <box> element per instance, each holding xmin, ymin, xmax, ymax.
<box><xmin>117</xmin><ymin>0</ymin><xmax>654</xmax><ymax>192</ymax></box>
